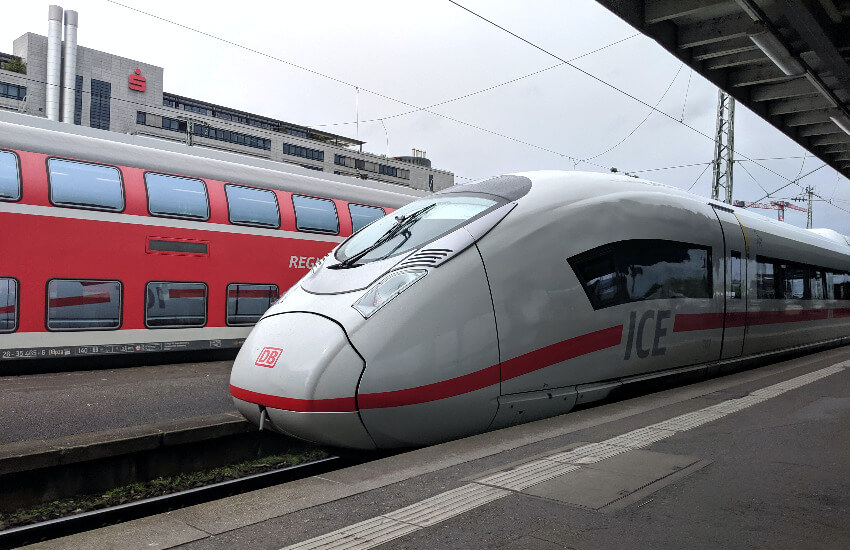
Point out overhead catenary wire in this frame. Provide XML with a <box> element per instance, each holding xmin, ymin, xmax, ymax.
<box><xmin>103</xmin><ymin>0</ymin><xmax>614</xmax><ymax>172</ymax></box>
<box><xmin>446</xmin><ymin>0</ymin><xmax>826</xmax><ymax>187</ymax></box>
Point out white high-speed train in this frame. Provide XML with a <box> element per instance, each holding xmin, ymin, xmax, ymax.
<box><xmin>229</xmin><ymin>171</ymin><xmax>850</xmax><ymax>449</ymax></box>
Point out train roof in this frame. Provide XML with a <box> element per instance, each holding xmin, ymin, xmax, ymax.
<box><xmin>0</xmin><ymin>111</ymin><xmax>426</xmax><ymax>209</ymax></box>
<box><xmin>503</xmin><ymin>170</ymin><xmax>850</xmax><ymax>258</ymax></box>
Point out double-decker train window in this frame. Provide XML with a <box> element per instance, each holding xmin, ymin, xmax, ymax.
<box><xmin>226</xmin><ymin>283</ymin><xmax>279</xmax><ymax>326</ymax></box>
<box><xmin>225</xmin><ymin>184</ymin><xmax>280</xmax><ymax>228</ymax></box>
<box><xmin>48</xmin><ymin>158</ymin><xmax>123</xmax><ymax>211</ymax></box>
<box><xmin>0</xmin><ymin>278</ymin><xmax>17</xmax><ymax>333</ymax></box>
<box><xmin>292</xmin><ymin>194</ymin><xmax>339</xmax><ymax>234</ymax></box>
<box><xmin>0</xmin><ymin>150</ymin><xmax>21</xmax><ymax>201</ymax></box>
<box><xmin>569</xmin><ymin>239</ymin><xmax>712</xmax><ymax>310</ymax></box>
<box><xmin>349</xmin><ymin>203</ymin><xmax>385</xmax><ymax>233</ymax></box>
<box><xmin>46</xmin><ymin>279</ymin><xmax>121</xmax><ymax>331</ymax></box>
<box><xmin>145</xmin><ymin>282</ymin><xmax>207</xmax><ymax>328</ymax></box>
<box><xmin>145</xmin><ymin>173</ymin><xmax>209</xmax><ymax>220</ymax></box>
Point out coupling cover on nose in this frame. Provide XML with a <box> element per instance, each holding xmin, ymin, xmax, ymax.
<box><xmin>230</xmin><ymin>312</ymin><xmax>377</xmax><ymax>448</ymax></box>
<box><xmin>230</xmin><ymin>312</ymin><xmax>364</xmax><ymax>411</ymax></box>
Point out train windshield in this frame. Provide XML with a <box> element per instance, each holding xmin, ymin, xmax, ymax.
<box><xmin>335</xmin><ymin>195</ymin><xmax>498</xmax><ymax>266</ymax></box>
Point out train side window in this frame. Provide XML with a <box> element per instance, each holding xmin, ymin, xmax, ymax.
<box><xmin>833</xmin><ymin>272</ymin><xmax>850</xmax><ymax>300</ymax></box>
<box><xmin>226</xmin><ymin>283</ymin><xmax>279</xmax><ymax>326</ymax></box>
<box><xmin>145</xmin><ymin>282</ymin><xmax>207</xmax><ymax>328</ymax></box>
<box><xmin>349</xmin><ymin>203</ymin><xmax>385</xmax><ymax>233</ymax></box>
<box><xmin>779</xmin><ymin>262</ymin><xmax>806</xmax><ymax>299</ymax></box>
<box><xmin>810</xmin><ymin>269</ymin><xmax>826</xmax><ymax>300</ymax></box>
<box><xmin>569</xmin><ymin>239</ymin><xmax>711</xmax><ymax>310</ymax></box>
<box><xmin>225</xmin><ymin>184</ymin><xmax>280</xmax><ymax>228</ymax></box>
<box><xmin>756</xmin><ymin>257</ymin><xmax>776</xmax><ymax>298</ymax></box>
<box><xmin>145</xmin><ymin>173</ymin><xmax>209</xmax><ymax>220</ymax></box>
<box><xmin>292</xmin><ymin>194</ymin><xmax>339</xmax><ymax>234</ymax></box>
<box><xmin>0</xmin><ymin>150</ymin><xmax>21</xmax><ymax>201</ymax></box>
<box><xmin>46</xmin><ymin>279</ymin><xmax>121</xmax><ymax>331</ymax></box>
<box><xmin>48</xmin><ymin>158</ymin><xmax>123</xmax><ymax>211</ymax></box>
<box><xmin>0</xmin><ymin>278</ymin><xmax>17</xmax><ymax>333</ymax></box>
<box><xmin>730</xmin><ymin>251</ymin><xmax>742</xmax><ymax>299</ymax></box>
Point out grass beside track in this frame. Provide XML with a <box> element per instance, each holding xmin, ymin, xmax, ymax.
<box><xmin>0</xmin><ymin>449</ymin><xmax>328</xmax><ymax>531</ymax></box>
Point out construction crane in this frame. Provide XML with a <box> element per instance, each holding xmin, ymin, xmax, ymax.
<box><xmin>732</xmin><ymin>200</ymin><xmax>807</xmax><ymax>222</ymax></box>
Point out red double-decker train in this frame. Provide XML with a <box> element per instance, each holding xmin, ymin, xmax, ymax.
<box><xmin>0</xmin><ymin>112</ymin><xmax>422</xmax><ymax>366</ymax></box>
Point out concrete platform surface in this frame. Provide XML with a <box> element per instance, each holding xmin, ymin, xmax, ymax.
<box><xmin>22</xmin><ymin>347</ymin><xmax>850</xmax><ymax>550</ymax></box>
<box><xmin>0</xmin><ymin>361</ymin><xmax>235</xmax><ymax>445</ymax></box>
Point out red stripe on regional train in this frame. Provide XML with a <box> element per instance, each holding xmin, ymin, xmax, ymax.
<box><xmin>48</xmin><ymin>293</ymin><xmax>112</xmax><ymax>308</ymax></box>
<box><xmin>167</xmin><ymin>289</ymin><xmax>206</xmax><ymax>298</ymax></box>
<box><xmin>227</xmin><ymin>289</ymin><xmax>274</xmax><ymax>298</ymax></box>
<box><xmin>229</xmin><ymin>384</ymin><xmax>356</xmax><ymax>413</ymax></box>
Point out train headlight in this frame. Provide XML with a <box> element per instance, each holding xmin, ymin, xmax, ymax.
<box><xmin>353</xmin><ymin>269</ymin><xmax>427</xmax><ymax>318</ymax></box>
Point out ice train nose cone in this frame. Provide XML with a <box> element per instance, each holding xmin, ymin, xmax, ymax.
<box><xmin>229</xmin><ymin>312</ymin><xmax>375</xmax><ymax>449</ymax></box>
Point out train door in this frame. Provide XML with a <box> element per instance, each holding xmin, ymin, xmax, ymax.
<box><xmin>712</xmin><ymin>206</ymin><xmax>747</xmax><ymax>358</ymax></box>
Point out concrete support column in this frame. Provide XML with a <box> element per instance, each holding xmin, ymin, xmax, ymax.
<box><xmin>46</xmin><ymin>5</ymin><xmax>63</xmax><ymax>121</ymax></box>
<box><xmin>61</xmin><ymin>10</ymin><xmax>78</xmax><ymax>123</ymax></box>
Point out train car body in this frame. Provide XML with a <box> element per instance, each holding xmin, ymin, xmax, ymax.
<box><xmin>230</xmin><ymin>171</ymin><xmax>850</xmax><ymax>449</ymax></box>
<box><xmin>0</xmin><ymin>111</ymin><xmax>423</xmax><ymax>364</ymax></box>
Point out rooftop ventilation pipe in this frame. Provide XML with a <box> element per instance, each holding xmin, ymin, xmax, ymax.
<box><xmin>60</xmin><ymin>10</ymin><xmax>78</xmax><ymax>123</ymax></box>
<box><xmin>46</xmin><ymin>5</ymin><xmax>63</xmax><ymax>121</ymax></box>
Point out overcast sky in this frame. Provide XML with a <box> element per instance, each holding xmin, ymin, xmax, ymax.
<box><xmin>3</xmin><ymin>0</ymin><xmax>849</xmax><ymax>232</ymax></box>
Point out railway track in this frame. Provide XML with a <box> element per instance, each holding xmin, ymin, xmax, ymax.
<box><xmin>0</xmin><ymin>455</ymin><xmax>352</xmax><ymax>549</ymax></box>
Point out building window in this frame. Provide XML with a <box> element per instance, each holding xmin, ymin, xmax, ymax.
<box><xmin>161</xmin><ymin>116</ymin><xmax>186</xmax><ymax>132</ymax></box>
<box><xmin>191</xmin><ymin>123</ymin><xmax>271</xmax><ymax>151</ymax></box>
<box><xmin>349</xmin><ymin>203</ymin><xmax>385</xmax><ymax>233</ymax></box>
<box><xmin>334</xmin><ymin>154</ymin><xmax>410</xmax><ymax>180</ymax></box>
<box><xmin>292</xmin><ymin>194</ymin><xmax>339</xmax><ymax>234</ymax></box>
<box><xmin>0</xmin><ymin>81</ymin><xmax>26</xmax><ymax>101</ymax></box>
<box><xmin>145</xmin><ymin>282</ymin><xmax>207</xmax><ymax>328</ymax></box>
<box><xmin>48</xmin><ymin>158</ymin><xmax>124</xmax><ymax>211</ymax></box>
<box><xmin>283</xmin><ymin>142</ymin><xmax>324</xmax><ymax>162</ymax></box>
<box><xmin>0</xmin><ymin>150</ymin><xmax>21</xmax><ymax>201</ymax></box>
<box><xmin>46</xmin><ymin>279</ymin><xmax>122</xmax><ymax>331</ymax></box>
<box><xmin>73</xmin><ymin>75</ymin><xmax>83</xmax><ymax>125</ymax></box>
<box><xmin>136</xmin><ymin>111</ymin><xmax>146</xmax><ymax>125</ymax></box>
<box><xmin>429</xmin><ymin>174</ymin><xmax>434</xmax><ymax>192</ymax></box>
<box><xmin>145</xmin><ymin>172</ymin><xmax>209</xmax><ymax>220</ymax></box>
<box><xmin>226</xmin><ymin>283</ymin><xmax>279</xmax><ymax>326</ymax></box>
<box><xmin>225</xmin><ymin>184</ymin><xmax>280</xmax><ymax>228</ymax></box>
<box><xmin>570</xmin><ymin>239</ymin><xmax>712</xmax><ymax>310</ymax></box>
<box><xmin>90</xmin><ymin>79</ymin><xmax>111</xmax><ymax>130</ymax></box>
<box><xmin>0</xmin><ymin>277</ymin><xmax>17</xmax><ymax>333</ymax></box>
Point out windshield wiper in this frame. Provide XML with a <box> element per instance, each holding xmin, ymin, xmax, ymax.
<box><xmin>331</xmin><ymin>203</ymin><xmax>436</xmax><ymax>269</ymax></box>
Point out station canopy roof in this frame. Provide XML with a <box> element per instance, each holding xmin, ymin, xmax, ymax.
<box><xmin>596</xmin><ymin>0</ymin><xmax>850</xmax><ymax>179</ymax></box>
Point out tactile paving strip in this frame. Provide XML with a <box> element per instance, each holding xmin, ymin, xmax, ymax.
<box><xmin>280</xmin><ymin>362</ymin><xmax>846</xmax><ymax>550</ymax></box>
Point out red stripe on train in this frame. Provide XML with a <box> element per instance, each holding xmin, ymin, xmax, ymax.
<box><xmin>674</xmin><ymin>309</ymin><xmax>834</xmax><ymax>332</ymax></box>
<box><xmin>229</xmin><ymin>384</ymin><xmax>356</xmax><ymax>413</ymax></box>
<box><xmin>233</xmin><ymin>325</ymin><xmax>624</xmax><ymax>412</ymax></box>
<box><xmin>0</xmin><ymin>305</ymin><xmax>14</xmax><ymax>314</ymax></box>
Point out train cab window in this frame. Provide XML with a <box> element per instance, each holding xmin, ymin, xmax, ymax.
<box><xmin>0</xmin><ymin>278</ymin><xmax>17</xmax><ymax>333</ymax></box>
<box><xmin>0</xmin><ymin>150</ymin><xmax>21</xmax><ymax>201</ymax></box>
<box><xmin>730</xmin><ymin>251</ymin><xmax>742</xmax><ymax>299</ymax></box>
<box><xmin>145</xmin><ymin>173</ymin><xmax>209</xmax><ymax>220</ymax></box>
<box><xmin>145</xmin><ymin>282</ymin><xmax>207</xmax><ymax>328</ymax></box>
<box><xmin>225</xmin><ymin>184</ymin><xmax>280</xmax><ymax>228</ymax></box>
<box><xmin>292</xmin><ymin>194</ymin><xmax>339</xmax><ymax>234</ymax></box>
<box><xmin>349</xmin><ymin>204</ymin><xmax>385</xmax><ymax>233</ymax></box>
<box><xmin>226</xmin><ymin>283</ymin><xmax>279</xmax><ymax>326</ymax></box>
<box><xmin>48</xmin><ymin>158</ymin><xmax>123</xmax><ymax>211</ymax></box>
<box><xmin>46</xmin><ymin>279</ymin><xmax>121</xmax><ymax>331</ymax></box>
<box><xmin>569</xmin><ymin>239</ymin><xmax>711</xmax><ymax>310</ymax></box>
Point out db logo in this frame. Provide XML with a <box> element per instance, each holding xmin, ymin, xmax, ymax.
<box><xmin>255</xmin><ymin>347</ymin><xmax>283</xmax><ymax>368</ymax></box>
<box><xmin>128</xmin><ymin>68</ymin><xmax>146</xmax><ymax>92</ymax></box>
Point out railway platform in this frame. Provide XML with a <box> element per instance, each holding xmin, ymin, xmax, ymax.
<box><xmin>23</xmin><ymin>345</ymin><xmax>850</xmax><ymax>550</ymax></box>
<box><xmin>0</xmin><ymin>361</ymin><xmax>241</xmax><ymax>480</ymax></box>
